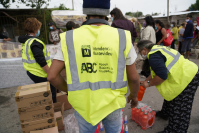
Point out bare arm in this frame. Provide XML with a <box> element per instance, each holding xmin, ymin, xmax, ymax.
<box><xmin>157</xmin><ymin>28</ymin><xmax>167</xmax><ymax>45</ymax></box>
<box><xmin>141</xmin><ymin>75</ymin><xmax>165</xmax><ymax>88</ymax></box>
<box><xmin>126</xmin><ymin>63</ymin><xmax>140</xmax><ymax>108</ymax></box>
<box><xmin>47</xmin><ymin>59</ymin><xmax>68</xmax><ymax>92</ymax></box>
<box><xmin>145</xmin><ymin>74</ymin><xmax>152</xmax><ymax>81</ymax></box>
<box><xmin>42</xmin><ymin>65</ymin><xmax>50</xmax><ymax>73</ymax></box>
<box><xmin>3</xmin><ymin>38</ymin><xmax>11</xmax><ymax>41</ymax></box>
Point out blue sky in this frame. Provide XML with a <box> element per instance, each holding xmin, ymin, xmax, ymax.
<box><xmin>6</xmin><ymin>0</ymin><xmax>198</xmax><ymax>15</ymax></box>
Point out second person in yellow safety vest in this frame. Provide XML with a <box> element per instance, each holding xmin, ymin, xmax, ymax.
<box><xmin>18</xmin><ymin>18</ymin><xmax>57</xmax><ymax>103</ymax></box>
<box><xmin>47</xmin><ymin>0</ymin><xmax>140</xmax><ymax>132</ymax></box>
<box><xmin>138</xmin><ymin>40</ymin><xmax>199</xmax><ymax>133</ymax></box>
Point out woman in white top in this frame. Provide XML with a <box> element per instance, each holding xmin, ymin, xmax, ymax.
<box><xmin>140</xmin><ymin>16</ymin><xmax>156</xmax><ymax>44</ymax></box>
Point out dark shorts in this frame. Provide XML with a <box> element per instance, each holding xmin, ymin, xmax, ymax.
<box><xmin>178</xmin><ymin>41</ymin><xmax>182</xmax><ymax>53</ymax></box>
<box><xmin>181</xmin><ymin>38</ymin><xmax>192</xmax><ymax>53</ymax></box>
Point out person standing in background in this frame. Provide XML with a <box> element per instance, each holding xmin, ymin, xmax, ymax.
<box><xmin>170</xmin><ymin>22</ymin><xmax>178</xmax><ymax>49</ymax></box>
<box><xmin>182</xmin><ymin>14</ymin><xmax>194</xmax><ymax>59</ymax></box>
<box><xmin>191</xmin><ymin>24</ymin><xmax>199</xmax><ymax>48</ymax></box>
<box><xmin>193</xmin><ymin>21</ymin><xmax>199</xmax><ymax>29</ymax></box>
<box><xmin>131</xmin><ymin>17</ymin><xmax>137</xmax><ymax>27</ymax></box>
<box><xmin>2</xmin><ymin>28</ymin><xmax>9</xmax><ymax>38</ymax></box>
<box><xmin>66</xmin><ymin>21</ymin><xmax>76</xmax><ymax>31</ymax></box>
<box><xmin>178</xmin><ymin>22</ymin><xmax>186</xmax><ymax>53</ymax></box>
<box><xmin>140</xmin><ymin>16</ymin><xmax>156</xmax><ymax>44</ymax></box>
<box><xmin>49</xmin><ymin>22</ymin><xmax>63</xmax><ymax>45</ymax></box>
<box><xmin>155</xmin><ymin>20</ymin><xmax>167</xmax><ymax>45</ymax></box>
<box><xmin>110</xmin><ymin>8</ymin><xmax>137</xmax><ymax>44</ymax></box>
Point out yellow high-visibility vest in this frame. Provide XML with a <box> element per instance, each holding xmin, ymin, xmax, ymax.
<box><xmin>60</xmin><ymin>25</ymin><xmax>132</xmax><ymax>126</ymax></box>
<box><xmin>22</xmin><ymin>38</ymin><xmax>51</xmax><ymax>78</ymax></box>
<box><xmin>148</xmin><ymin>45</ymin><xmax>198</xmax><ymax>101</ymax></box>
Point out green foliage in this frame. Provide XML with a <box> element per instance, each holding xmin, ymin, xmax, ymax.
<box><xmin>17</xmin><ymin>0</ymin><xmax>50</xmax><ymax>9</ymax></box>
<box><xmin>188</xmin><ymin>0</ymin><xmax>199</xmax><ymax>10</ymax></box>
<box><xmin>152</xmin><ymin>12</ymin><xmax>159</xmax><ymax>16</ymax></box>
<box><xmin>0</xmin><ymin>0</ymin><xmax>15</xmax><ymax>8</ymax></box>
<box><xmin>125</xmin><ymin>11</ymin><xmax>143</xmax><ymax>17</ymax></box>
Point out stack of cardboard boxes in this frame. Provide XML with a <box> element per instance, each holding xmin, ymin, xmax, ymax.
<box><xmin>15</xmin><ymin>82</ymin><xmax>58</xmax><ymax>133</ymax></box>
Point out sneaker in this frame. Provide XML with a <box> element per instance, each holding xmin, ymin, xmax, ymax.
<box><xmin>155</xmin><ymin>111</ymin><xmax>169</xmax><ymax>120</ymax></box>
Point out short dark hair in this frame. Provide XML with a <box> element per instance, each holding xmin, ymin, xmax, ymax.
<box><xmin>144</xmin><ymin>16</ymin><xmax>155</xmax><ymax>29</ymax></box>
<box><xmin>187</xmin><ymin>14</ymin><xmax>192</xmax><ymax>18</ymax></box>
<box><xmin>66</xmin><ymin>21</ymin><xmax>75</xmax><ymax>31</ymax></box>
<box><xmin>74</xmin><ymin>24</ymin><xmax>80</xmax><ymax>28</ymax></box>
<box><xmin>155</xmin><ymin>20</ymin><xmax>165</xmax><ymax>28</ymax></box>
<box><xmin>110</xmin><ymin>8</ymin><xmax>127</xmax><ymax>21</ymax></box>
<box><xmin>171</xmin><ymin>22</ymin><xmax>176</xmax><ymax>27</ymax></box>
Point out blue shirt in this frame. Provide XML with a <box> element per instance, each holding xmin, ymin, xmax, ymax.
<box><xmin>149</xmin><ymin>51</ymin><xmax>168</xmax><ymax>80</ymax></box>
<box><xmin>183</xmin><ymin>20</ymin><xmax>194</xmax><ymax>39</ymax></box>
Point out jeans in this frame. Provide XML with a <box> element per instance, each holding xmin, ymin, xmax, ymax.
<box><xmin>74</xmin><ymin>108</ymin><xmax>123</xmax><ymax>133</ymax></box>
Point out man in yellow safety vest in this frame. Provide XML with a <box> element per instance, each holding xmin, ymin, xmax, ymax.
<box><xmin>47</xmin><ymin>0</ymin><xmax>140</xmax><ymax>132</ymax></box>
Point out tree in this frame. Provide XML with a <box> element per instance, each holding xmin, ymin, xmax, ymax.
<box><xmin>125</xmin><ymin>11</ymin><xmax>143</xmax><ymax>17</ymax></box>
<box><xmin>188</xmin><ymin>0</ymin><xmax>199</xmax><ymax>10</ymax></box>
<box><xmin>0</xmin><ymin>0</ymin><xmax>15</xmax><ymax>8</ymax></box>
<box><xmin>152</xmin><ymin>12</ymin><xmax>158</xmax><ymax>16</ymax></box>
<box><xmin>18</xmin><ymin>0</ymin><xmax>50</xmax><ymax>9</ymax></box>
<box><xmin>145</xmin><ymin>14</ymin><xmax>151</xmax><ymax>17</ymax></box>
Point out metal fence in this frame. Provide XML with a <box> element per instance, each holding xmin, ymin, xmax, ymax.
<box><xmin>0</xmin><ymin>10</ymin><xmax>48</xmax><ymax>44</ymax></box>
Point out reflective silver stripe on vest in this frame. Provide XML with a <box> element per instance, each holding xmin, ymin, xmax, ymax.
<box><xmin>66</xmin><ymin>29</ymin><xmax>127</xmax><ymax>91</ymax></box>
<box><xmin>22</xmin><ymin>38</ymin><xmax>50</xmax><ymax>64</ymax></box>
<box><xmin>150</xmin><ymin>48</ymin><xmax>181</xmax><ymax>72</ymax></box>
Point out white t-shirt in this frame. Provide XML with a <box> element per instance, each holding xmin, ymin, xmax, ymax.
<box><xmin>54</xmin><ymin>42</ymin><xmax>137</xmax><ymax>65</ymax></box>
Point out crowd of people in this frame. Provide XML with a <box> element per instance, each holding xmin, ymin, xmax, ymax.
<box><xmin>138</xmin><ymin>14</ymin><xmax>199</xmax><ymax>59</ymax></box>
<box><xmin>17</xmin><ymin>1</ymin><xmax>198</xmax><ymax>133</ymax></box>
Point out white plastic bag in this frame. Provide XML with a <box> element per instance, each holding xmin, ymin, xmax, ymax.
<box><xmin>64</xmin><ymin>114</ymin><xmax>79</xmax><ymax>133</ymax></box>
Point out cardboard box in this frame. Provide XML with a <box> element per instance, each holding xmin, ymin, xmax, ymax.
<box><xmin>53</xmin><ymin>102</ymin><xmax>64</xmax><ymax>114</ymax></box>
<box><xmin>15</xmin><ymin>82</ymin><xmax>52</xmax><ymax>109</ymax></box>
<box><xmin>18</xmin><ymin>104</ymin><xmax>54</xmax><ymax>123</ymax></box>
<box><xmin>21</xmin><ymin>117</ymin><xmax>56</xmax><ymax>133</ymax></box>
<box><xmin>54</xmin><ymin>111</ymin><xmax>64</xmax><ymax>131</ymax></box>
<box><xmin>57</xmin><ymin>91</ymin><xmax>72</xmax><ymax>110</ymax></box>
<box><xmin>30</xmin><ymin>126</ymin><xmax>58</xmax><ymax>133</ymax></box>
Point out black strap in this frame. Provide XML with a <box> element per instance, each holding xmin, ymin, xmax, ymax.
<box><xmin>82</xmin><ymin>19</ymin><xmax>109</xmax><ymax>26</ymax></box>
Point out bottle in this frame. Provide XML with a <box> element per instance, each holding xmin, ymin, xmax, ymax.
<box><xmin>124</xmin><ymin>115</ymin><xmax>127</xmax><ymax>124</ymax></box>
<box><xmin>138</xmin><ymin>110</ymin><xmax>144</xmax><ymax>126</ymax></box>
<box><xmin>135</xmin><ymin>107</ymin><xmax>141</xmax><ymax>123</ymax></box>
<box><xmin>100</xmin><ymin>122</ymin><xmax>103</xmax><ymax>131</ymax></box>
<box><xmin>141</xmin><ymin>113</ymin><xmax>148</xmax><ymax>130</ymax></box>
<box><xmin>151</xmin><ymin>109</ymin><xmax>156</xmax><ymax>126</ymax></box>
<box><xmin>95</xmin><ymin>124</ymin><xmax>100</xmax><ymax>133</ymax></box>
<box><xmin>125</xmin><ymin>125</ymin><xmax>128</xmax><ymax>133</ymax></box>
<box><xmin>131</xmin><ymin>107</ymin><xmax>137</xmax><ymax>121</ymax></box>
<box><xmin>137</xmin><ymin>86</ymin><xmax>146</xmax><ymax>101</ymax></box>
<box><xmin>120</xmin><ymin>124</ymin><xmax>124</xmax><ymax>133</ymax></box>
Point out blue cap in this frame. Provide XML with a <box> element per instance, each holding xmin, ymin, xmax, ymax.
<box><xmin>83</xmin><ymin>0</ymin><xmax>110</xmax><ymax>16</ymax></box>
